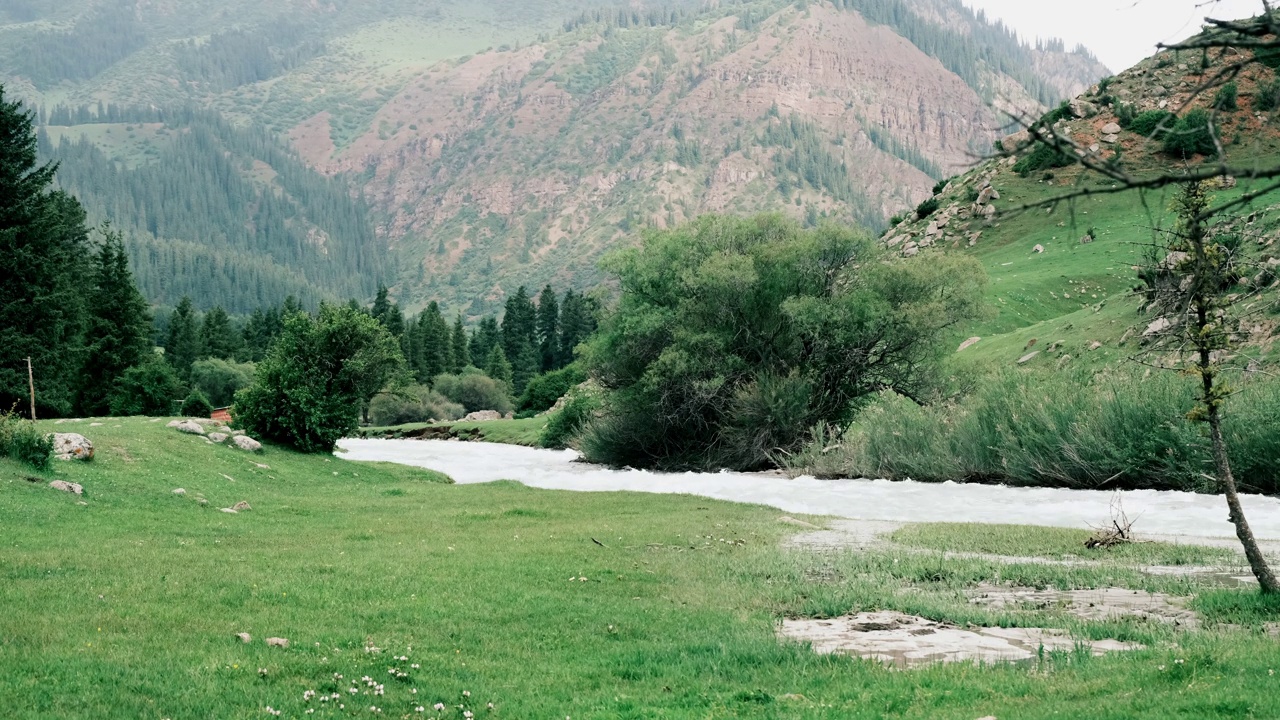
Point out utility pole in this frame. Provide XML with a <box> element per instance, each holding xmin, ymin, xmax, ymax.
<box><xmin>25</xmin><ymin>357</ymin><xmax>35</xmax><ymax>421</ymax></box>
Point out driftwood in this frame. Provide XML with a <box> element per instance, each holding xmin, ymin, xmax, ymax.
<box><xmin>1085</xmin><ymin>496</ymin><xmax>1138</xmax><ymax>549</ymax></box>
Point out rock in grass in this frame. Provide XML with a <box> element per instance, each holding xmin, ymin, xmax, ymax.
<box><xmin>1017</xmin><ymin>351</ymin><xmax>1040</xmax><ymax>364</ymax></box>
<box><xmin>956</xmin><ymin>337</ymin><xmax>981</xmax><ymax>353</ymax></box>
<box><xmin>265</xmin><ymin>637</ymin><xmax>289</xmax><ymax>648</ymax></box>
<box><xmin>52</xmin><ymin>433</ymin><xmax>94</xmax><ymax>461</ymax></box>
<box><xmin>174</xmin><ymin>420</ymin><xmax>206</xmax><ymax>435</ymax></box>
<box><xmin>49</xmin><ymin>480</ymin><xmax>84</xmax><ymax>495</ymax></box>
<box><xmin>166</xmin><ymin>420</ymin><xmax>183</xmax><ymax>428</ymax></box>
<box><xmin>173</xmin><ymin>488</ymin><xmax>186</xmax><ymax>495</ymax></box>
<box><xmin>231</xmin><ymin>501</ymin><xmax>252</xmax><ymax>512</ymax></box>
<box><xmin>462</xmin><ymin>410</ymin><xmax>502</xmax><ymax>422</ymax></box>
<box><xmin>197</xmin><ymin>498</ymin><xmax>209</xmax><ymax>507</ymax></box>
<box><xmin>231</xmin><ymin>435</ymin><xmax>262</xmax><ymax>452</ymax></box>
<box><xmin>208</xmin><ymin>433</ymin><xmax>228</xmax><ymax>444</ymax></box>
<box><xmin>220</xmin><ymin>508</ymin><xmax>238</xmax><ymax>514</ymax></box>
<box><xmin>236</xmin><ymin>632</ymin><xmax>252</xmax><ymax>643</ymax></box>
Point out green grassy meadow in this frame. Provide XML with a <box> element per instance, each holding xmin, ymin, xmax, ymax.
<box><xmin>2</xmin><ymin>419</ymin><xmax>1279</xmax><ymax>718</ymax></box>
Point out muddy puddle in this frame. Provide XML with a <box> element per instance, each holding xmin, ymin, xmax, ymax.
<box><xmin>779</xmin><ymin>611</ymin><xmax>1140</xmax><ymax>667</ymax></box>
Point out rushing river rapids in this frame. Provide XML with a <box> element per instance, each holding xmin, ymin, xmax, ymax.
<box><xmin>336</xmin><ymin>438</ymin><xmax>1280</xmax><ymax>540</ymax></box>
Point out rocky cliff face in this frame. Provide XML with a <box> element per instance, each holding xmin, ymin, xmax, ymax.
<box><xmin>294</xmin><ymin>1</ymin><xmax>1106</xmax><ymax>310</ymax></box>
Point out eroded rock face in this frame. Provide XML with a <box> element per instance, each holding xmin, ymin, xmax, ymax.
<box><xmin>779</xmin><ymin>611</ymin><xmax>1140</xmax><ymax>667</ymax></box>
<box><xmin>52</xmin><ymin>433</ymin><xmax>94</xmax><ymax>461</ymax></box>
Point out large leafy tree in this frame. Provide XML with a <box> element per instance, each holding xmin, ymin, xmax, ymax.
<box><xmin>0</xmin><ymin>86</ymin><xmax>91</xmax><ymax>416</ymax></box>
<box><xmin>78</xmin><ymin>225</ymin><xmax>153</xmax><ymax>415</ymax></box>
<box><xmin>234</xmin><ymin>303</ymin><xmax>405</xmax><ymax>452</ymax></box>
<box><xmin>581</xmin><ymin>215</ymin><xmax>986</xmax><ymax>471</ymax></box>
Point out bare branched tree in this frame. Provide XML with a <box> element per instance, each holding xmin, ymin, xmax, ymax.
<box><xmin>990</xmin><ymin>3</ymin><xmax>1280</xmax><ymax>590</ymax></box>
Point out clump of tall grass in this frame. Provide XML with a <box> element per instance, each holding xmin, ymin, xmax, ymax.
<box><xmin>0</xmin><ymin>411</ymin><xmax>53</xmax><ymax>470</ymax></box>
<box><xmin>790</xmin><ymin>369</ymin><xmax>1280</xmax><ymax>493</ymax></box>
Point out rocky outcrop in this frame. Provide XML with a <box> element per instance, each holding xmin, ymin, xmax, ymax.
<box><xmin>462</xmin><ymin>410</ymin><xmax>503</xmax><ymax>422</ymax></box>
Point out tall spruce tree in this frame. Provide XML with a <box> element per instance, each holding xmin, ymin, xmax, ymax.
<box><xmin>536</xmin><ymin>285</ymin><xmax>560</xmax><ymax>372</ymax></box>
<box><xmin>0</xmin><ymin>86</ymin><xmax>90</xmax><ymax>416</ymax></box>
<box><xmin>165</xmin><ymin>296</ymin><xmax>201</xmax><ymax>379</ymax></box>
<box><xmin>501</xmin><ymin>286</ymin><xmax>538</xmax><ymax>361</ymax></box>
<box><xmin>469</xmin><ymin>317</ymin><xmax>501</xmax><ymax>366</ymax></box>
<box><xmin>78</xmin><ymin>225</ymin><xmax>153</xmax><ymax>415</ymax></box>
<box><xmin>200</xmin><ymin>305</ymin><xmax>241</xmax><ymax>360</ymax></box>
<box><xmin>558</xmin><ymin>289</ymin><xmax>597</xmax><ymax>367</ymax></box>
<box><xmin>484</xmin><ymin>345</ymin><xmax>513</xmax><ymax>391</ymax></box>
<box><xmin>417</xmin><ymin>302</ymin><xmax>450</xmax><ymax>381</ymax></box>
<box><xmin>450</xmin><ymin>315</ymin><xmax>470</xmax><ymax>372</ymax></box>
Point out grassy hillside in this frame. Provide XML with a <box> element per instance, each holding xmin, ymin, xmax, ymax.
<box><xmin>2</xmin><ymin>419</ymin><xmax>1279</xmax><ymax>717</ymax></box>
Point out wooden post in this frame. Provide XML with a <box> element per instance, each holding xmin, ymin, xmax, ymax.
<box><xmin>25</xmin><ymin>357</ymin><xmax>35</xmax><ymax>421</ymax></box>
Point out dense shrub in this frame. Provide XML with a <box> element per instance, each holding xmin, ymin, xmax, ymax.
<box><xmin>518</xmin><ymin>364</ymin><xmax>587</xmax><ymax>413</ymax></box>
<box><xmin>190</xmin><ymin>358</ymin><xmax>255</xmax><ymax>408</ymax></box>
<box><xmin>433</xmin><ymin>373</ymin><xmax>513</xmax><ymax>415</ymax></box>
<box><xmin>1214</xmin><ymin>81</ymin><xmax>1239</xmax><ymax>111</ymax></box>
<box><xmin>1255</xmin><ymin>79</ymin><xmax>1280</xmax><ymax>112</ymax></box>
<box><xmin>235</xmin><ymin>304</ymin><xmax>405</xmax><ymax>452</ymax></box>
<box><xmin>1163</xmin><ymin>109</ymin><xmax>1218</xmax><ymax>157</ymax></box>
<box><xmin>369</xmin><ymin>386</ymin><xmax>465</xmax><ymax>426</ymax></box>
<box><xmin>580</xmin><ymin>214</ymin><xmax>985</xmax><ymax>471</ymax></box>
<box><xmin>0</xmin><ymin>412</ymin><xmax>53</xmax><ymax>470</ymax></box>
<box><xmin>789</xmin><ymin>369</ymin><xmax>1280</xmax><ymax>493</ymax></box>
<box><xmin>914</xmin><ymin>197</ymin><xmax>939</xmax><ymax>219</ymax></box>
<box><xmin>1012</xmin><ymin>142</ymin><xmax>1075</xmax><ymax>176</ymax></box>
<box><xmin>541</xmin><ymin>392</ymin><xmax>601</xmax><ymax>449</ymax></box>
<box><xmin>1125</xmin><ymin>109</ymin><xmax>1174</xmax><ymax>137</ymax></box>
<box><xmin>108</xmin><ymin>357</ymin><xmax>183</xmax><ymax>416</ymax></box>
<box><xmin>179</xmin><ymin>389</ymin><xmax>214</xmax><ymax>417</ymax></box>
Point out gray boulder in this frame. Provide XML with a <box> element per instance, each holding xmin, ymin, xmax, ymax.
<box><xmin>462</xmin><ymin>410</ymin><xmax>502</xmax><ymax>422</ymax></box>
<box><xmin>1101</xmin><ymin>122</ymin><xmax>1122</xmax><ymax>135</ymax></box>
<box><xmin>174</xmin><ymin>420</ymin><xmax>206</xmax><ymax>435</ymax></box>
<box><xmin>52</xmin><ymin>433</ymin><xmax>94</xmax><ymax>461</ymax></box>
<box><xmin>231</xmin><ymin>435</ymin><xmax>263</xmax><ymax>452</ymax></box>
<box><xmin>49</xmin><ymin>480</ymin><xmax>83</xmax><ymax>495</ymax></box>
<box><xmin>207</xmin><ymin>433</ymin><xmax>228</xmax><ymax>444</ymax></box>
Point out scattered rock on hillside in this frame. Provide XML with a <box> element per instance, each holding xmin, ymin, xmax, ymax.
<box><xmin>231</xmin><ymin>436</ymin><xmax>263</xmax><ymax>452</ymax></box>
<box><xmin>1144</xmin><ymin>318</ymin><xmax>1173</xmax><ymax>336</ymax></box>
<box><xmin>1080</xmin><ymin>234</ymin><xmax>1094</xmax><ymax>244</ymax></box>
<box><xmin>957</xmin><ymin>337</ymin><xmax>982</xmax><ymax>352</ymax></box>
<box><xmin>174</xmin><ymin>420</ymin><xmax>206</xmax><ymax>435</ymax></box>
<box><xmin>208</xmin><ymin>432</ymin><xmax>228</xmax><ymax>444</ymax></box>
<box><xmin>220</xmin><ymin>508</ymin><xmax>238</xmax><ymax>514</ymax></box>
<box><xmin>231</xmin><ymin>501</ymin><xmax>252</xmax><ymax>512</ymax></box>
<box><xmin>236</xmin><ymin>632</ymin><xmax>252</xmax><ymax>643</ymax></box>
<box><xmin>1033</xmin><ymin>244</ymin><xmax>1045</xmax><ymax>254</ymax></box>
<box><xmin>1089</xmin><ymin>341</ymin><xmax>1104</xmax><ymax>351</ymax></box>
<box><xmin>173</xmin><ymin>488</ymin><xmax>186</xmax><ymax>495</ymax></box>
<box><xmin>462</xmin><ymin>410</ymin><xmax>502</xmax><ymax>422</ymax></box>
<box><xmin>1101</xmin><ymin>122</ymin><xmax>1122</xmax><ymax>135</ymax></box>
<box><xmin>1069</xmin><ymin>98</ymin><xmax>1098</xmax><ymax>118</ymax></box>
<box><xmin>49</xmin><ymin>480</ymin><xmax>83</xmax><ymax>495</ymax></box>
<box><xmin>1017</xmin><ymin>351</ymin><xmax>1040</xmax><ymax>364</ymax></box>
<box><xmin>265</xmin><ymin>637</ymin><xmax>289</xmax><ymax>648</ymax></box>
<box><xmin>52</xmin><ymin>433</ymin><xmax>94</xmax><ymax>461</ymax></box>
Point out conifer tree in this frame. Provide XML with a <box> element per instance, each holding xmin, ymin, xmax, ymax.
<box><xmin>451</xmin><ymin>315</ymin><xmax>470</xmax><ymax>372</ymax></box>
<box><xmin>165</xmin><ymin>296</ymin><xmax>201</xmax><ymax>379</ymax></box>
<box><xmin>418</xmin><ymin>302</ymin><xmax>449</xmax><ymax>381</ymax></box>
<box><xmin>558</xmin><ymin>289</ymin><xmax>598</xmax><ymax>367</ymax></box>
<box><xmin>536</xmin><ymin>284</ymin><xmax>560</xmax><ymax>372</ymax></box>
<box><xmin>485</xmin><ymin>345</ymin><xmax>513</xmax><ymax>391</ymax></box>
<box><xmin>469</xmin><ymin>317</ymin><xmax>502</xmax><ymax>366</ymax></box>
<box><xmin>200</xmin><ymin>305</ymin><xmax>241</xmax><ymax>360</ymax></box>
<box><xmin>501</xmin><ymin>286</ymin><xmax>538</xmax><ymax>361</ymax></box>
<box><xmin>78</xmin><ymin>225</ymin><xmax>153</xmax><ymax>415</ymax></box>
<box><xmin>0</xmin><ymin>86</ymin><xmax>90</xmax><ymax>416</ymax></box>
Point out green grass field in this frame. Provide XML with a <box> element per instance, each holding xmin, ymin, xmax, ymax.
<box><xmin>2</xmin><ymin>419</ymin><xmax>1278</xmax><ymax>718</ymax></box>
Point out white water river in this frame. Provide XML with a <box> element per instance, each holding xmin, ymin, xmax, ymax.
<box><xmin>336</xmin><ymin>439</ymin><xmax>1280</xmax><ymax>540</ymax></box>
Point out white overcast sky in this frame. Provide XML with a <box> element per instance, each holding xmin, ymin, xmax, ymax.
<box><xmin>960</xmin><ymin>0</ymin><xmax>1264</xmax><ymax>72</ymax></box>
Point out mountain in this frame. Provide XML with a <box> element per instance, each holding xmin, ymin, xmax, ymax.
<box><xmin>0</xmin><ymin>0</ymin><xmax>1107</xmax><ymax>312</ymax></box>
<box><xmin>880</xmin><ymin>38</ymin><xmax>1280</xmax><ymax>372</ymax></box>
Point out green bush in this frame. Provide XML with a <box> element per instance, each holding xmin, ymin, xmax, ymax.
<box><xmin>1214</xmin><ymin>81</ymin><xmax>1239</xmax><ymax>111</ymax></box>
<box><xmin>541</xmin><ymin>393</ymin><xmax>600</xmax><ymax>449</ymax></box>
<box><xmin>235</xmin><ymin>304</ymin><xmax>405</xmax><ymax>453</ymax></box>
<box><xmin>108</xmin><ymin>357</ymin><xmax>183</xmax><ymax>416</ymax></box>
<box><xmin>1255</xmin><ymin>79</ymin><xmax>1280</xmax><ymax>112</ymax></box>
<box><xmin>369</xmin><ymin>386</ymin><xmax>465</xmax><ymax>426</ymax></box>
<box><xmin>518</xmin><ymin>365</ymin><xmax>587</xmax><ymax>413</ymax></box>
<box><xmin>0</xmin><ymin>412</ymin><xmax>53</xmax><ymax>470</ymax></box>
<box><xmin>433</xmin><ymin>373</ymin><xmax>513</xmax><ymax>415</ymax></box>
<box><xmin>1012</xmin><ymin>142</ymin><xmax>1076</xmax><ymax>176</ymax></box>
<box><xmin>914</xmin><ymin>197</ymin><xmax>939</xmax><ymax>219</ymax></box>
<box><xmin>789</xmin><ymin>369</ymin><xmax>1280</xmax><ymax>493</ymax></box>
<box><xmin>580</xmin><ymin>214</ymin><xmax>985</xmax><ymax>470</ymax></box>
<box><xmin>1163</xmin><ymin>109</ymin><xmax>1218</xmax><ymax>157</ymax></box>
<box><xmin>190</xmin><ymin>359</ymin><xmax>255</xmax><ymax>408</ymax></box>
<box><xmin>1126</xmin><ymin>109</ymin><xmax>1174</xmax><ymax>137</ymax></box>
<box><xmin>179</xmin><ymin>389</ymin><xmax>214</xmax><ymax>417</ymax></box>
<box><xmin>1039</xmin><ymin>101</ymin><xmax>1073</xmax><ymax>125</ymax></box>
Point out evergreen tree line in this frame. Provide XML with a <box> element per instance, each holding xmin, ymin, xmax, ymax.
<box><xmin>368</xmin><ymin>284</ymin><xmax>599</xmax><ymax>400</ymax></box>
<box><xmin>34</xmin><ymin>105</ymin><xmax>386</xmax><ymax>313</ymax></box>
<box><xmin>174</xmin><ymin>21</ymin><xmax>326</xmax><ymax>93</ymax></box>
<box><xmin>0</xmin><ymin>85</ymin><xmax>158</xmax><ymax>417</ymax></box>
<box><xmin>758</xmin><ymin>115</ymin><xmax>881</xmax><ymax>229</ymax></box>
<box><xmin>5</xmin><ymin>1</ymin><xmax>146</xmax><ymax>89</ymax></box>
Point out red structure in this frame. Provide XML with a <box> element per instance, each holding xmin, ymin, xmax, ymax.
<box><xmin>211</xmin><ymin>407</ymin><xmax>232</xmax><ymax>423</ymax></box>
